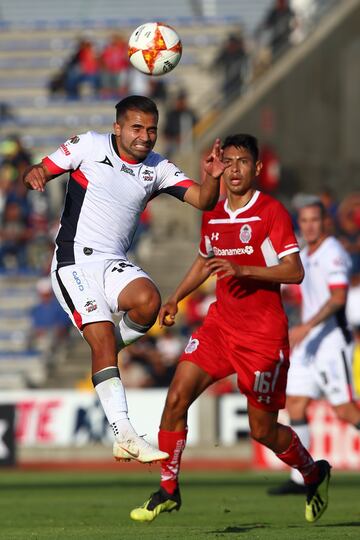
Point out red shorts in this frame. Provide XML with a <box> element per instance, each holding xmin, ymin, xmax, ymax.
<box><xmin>180</xmin><ymin>314</ymin><xmax>289</xmax><ymax>412</ymax></box>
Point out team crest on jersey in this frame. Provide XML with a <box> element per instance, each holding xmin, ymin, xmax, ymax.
<box><xmin>185</xmin><ymin>337</ymin><xmax>199</xmax><ymax>354</ymax></box>
<box><xmin>69</xmin><ymin>135</ymin><xmax>80</xmax><ymax>144</ymax></box>
<box><xmin>141</xmin><ymin>169</ymin><xmax>154</xmax><ymax>182</ymax></box>
<box><xmin>240</xmin><ymin>224</ymin><xmax>252</xmax><ymax>243</ymax></box>
<box><xmin>121</xmin><ymin>163</ymin><xmax>135</xmax><ymax>176</ymax></box>
<box><xmin>84</xmin><ymin>299</ymin><xmax>97</xmax><ymax>313</ymax></box>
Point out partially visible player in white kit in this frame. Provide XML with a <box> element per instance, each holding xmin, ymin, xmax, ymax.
<box><xmin>23</xmin><ymin>95</ymin><xmax>228</xmax><ymax>464</ymax></box>
<box><xmin>269</xmin><ymin>199</ymin><xmax>360</xmax><ymax>495</ymax></box>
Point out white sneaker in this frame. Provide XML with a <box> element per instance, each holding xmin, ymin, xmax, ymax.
<box><xmin>113</xmin><ymin>435</ymin><xmax>169</xmax><ymax>464</ymax></box>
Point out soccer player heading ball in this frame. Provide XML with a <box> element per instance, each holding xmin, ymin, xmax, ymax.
<box><xmin>130</xmin><ymin>134</ymin><xmax>331</xmax><ymax>523</ymax></box>
<box><xmin>23</xmin><ymin>95</ymin><xmax>228</xmax><ymax>464</ymax></box>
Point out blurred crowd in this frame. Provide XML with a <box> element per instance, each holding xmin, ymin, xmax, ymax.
<box><xmin>48</xmin><ymin>33</ymin><xmax>168</xmax><ymax>102</ymax></box>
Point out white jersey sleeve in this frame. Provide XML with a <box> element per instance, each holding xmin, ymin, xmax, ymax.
<box><xmin>153</xmin><ymin>159</ymin><xmax>195</xmax><ymax>201</ymax></box>
<box><xmin>42</xmin><ymin>132</ymin><xmax>94</xmax><ymax>174</ymax></box>
<box><xmin>324</xmin><ymin>240</ymin><xmax>351</xmax><ymax>289</ymax></box>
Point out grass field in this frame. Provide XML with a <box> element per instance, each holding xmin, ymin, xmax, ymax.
<box><xmin>1</xmin><ymin>469</ymin><xmax>360</xmax><ymax>539</ymax></box>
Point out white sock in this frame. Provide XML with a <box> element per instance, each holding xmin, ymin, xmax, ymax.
<box><xmin>117</xmin><ymin>312</ymin><xmax>152</xmax><ymax>349</ymax></box>
<box><xmin>290</xmin><ymin>420</ymin><xmax>311</xmax><ymax>485</ymax></box>
<box><xmin>92</xmin><ymin>366</ymin><xmax>137</xmax><ymax>441</ymax></box>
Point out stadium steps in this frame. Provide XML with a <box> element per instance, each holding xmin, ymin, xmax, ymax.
<box><xmin>0</xmin><ymin>275</ymin><xmax>48</xmax><ymax>388</ymax></box>
<box><xmin>43</xmin><ymin>334</ymin><xmax>89</xmax><ymax>389</ymax></box>
<box><xmin>196</xmin><ymin>0</ymin><xmax>355</xmax><ymax>150</ymax></box>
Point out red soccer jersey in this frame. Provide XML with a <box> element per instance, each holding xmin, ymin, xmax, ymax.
<box><xmin>199</xmin><ymin>191</ymin><xmax>299</xmax><ymax>344</ymax></box>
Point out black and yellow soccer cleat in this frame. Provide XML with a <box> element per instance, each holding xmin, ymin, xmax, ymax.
<box><xmin>130</xmin><ymin>487</ymin><xmax>181</xmax><ymax>523</ymax></box>
<box><xmin>305</xmin><ymin>460</ymin><xmax>331</xmax><ymax>523</ymax></box>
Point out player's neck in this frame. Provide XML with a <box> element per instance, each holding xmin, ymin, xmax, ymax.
<box><xmin>307</xmin><ymin>234</ymin><xmax>328</xmax><ymax>254</ymax></box>
<box><xmin>227</xmin><ymin>189</ymin><xmax>255</xmax><ymax>211</ymax></box>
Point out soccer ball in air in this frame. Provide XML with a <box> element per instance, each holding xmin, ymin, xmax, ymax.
<box><xmin>128</xmin><ymin>22</ymin><xmax>182</xmax><ymax>76</ymax></box>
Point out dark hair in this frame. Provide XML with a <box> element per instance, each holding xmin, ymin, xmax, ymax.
<box><xmin>222</xmin><ymin>134</ymin><xmax>259</xmax><ymax>162</ymax></box>
<box><xmin>115</xmin><ymin>95</ymin><xmax>159</xmax><ymax>122</ymax></box>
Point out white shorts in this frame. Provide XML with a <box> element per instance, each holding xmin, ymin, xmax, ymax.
<box><xmin>287</xmin><ymin>333</ymin><xmax>355</xmax><ymax>406</ymax></box>
<box><xmin>51</xmin><ymin>259</ymin><xmax>153</xmax><ymax>332</ymax></box>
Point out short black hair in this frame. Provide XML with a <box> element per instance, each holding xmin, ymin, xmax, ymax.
<box><xmin>115</xmin><ymin>95</ymin><xmax>159</xmax><ymax>122</ymax></box>
<box><xmin>222</xmin><ymin>134</ymin><xmax>259</xmax><ymax>162</ymax></box>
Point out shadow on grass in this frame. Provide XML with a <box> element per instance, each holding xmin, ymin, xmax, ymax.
<box><xmin>2</xmin><ymin>473</ymin><xmax>360</xmax><ymax>491</ymax></box>
<box><xmin>210</xmin><ymin>523</ymin><xmax>267</xmax><ymax>534</ymax></box>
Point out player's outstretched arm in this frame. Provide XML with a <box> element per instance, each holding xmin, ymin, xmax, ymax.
<box><xmin>206</xmin><ymin>252</ymin><xmax>304</xmax><ymax>285</ymax></box>
<box><xmin>23</xmin><ymin>163</ymin><xmax>54</xmax><ymax>192</ymax></box>
<box><xmin>183</xmin><ymin>139</ymin><xmax>230</xmax><ymax>211</ymax></box>
<box><xmin>159</xmin><ymin>254</ymin><xmax>212</xmax><ymax>327</ymax></box>
<box><xmin>289</xmin><ymin>286</ymin><xmax>348</xmax><ymax>348</ymax></box>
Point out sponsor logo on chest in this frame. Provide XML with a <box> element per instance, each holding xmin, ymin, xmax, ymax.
<box><xmin>121</xmin><ymin>163</ymin><xmax>135</xmax><ymax>176</ymax></box>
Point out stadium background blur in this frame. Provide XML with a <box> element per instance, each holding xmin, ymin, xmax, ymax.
<box><xmin>0</xmin><ymin>0</ymin><xmax>360</xmax><ymax>482</ymax></box>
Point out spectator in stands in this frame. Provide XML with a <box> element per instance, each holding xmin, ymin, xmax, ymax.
<box><xmin>28</xmin><ymin>277</ymin><xmax>71</xmax><ymax>365</ymax></box>
<box><xmin>100</xmin><ymin>34</ymin><xmax>129</xmax><ymax>99</ymax></box>
<box><xmin>64</xmin><ymin>38</ymin><xmax>100</xmax><ymax>99</ymax></box>
<box><xmin>257</xmin><ymin>0</ymin><xmax>296</xmax><ymax>59</ymax></box>
<box><xmin>163</xmin><ymin>90</ymin><xmax>197</xmax><ymax>158</ymax></box>
<box><xmin>0</xmin><ymin>102</ymin><xmax>16</xmax><ymax>124</ymax></box>
<box><xmin>212</xmin><ymin>33</ymin><xmax>248</xmax><ymax>103</ymax></box>
<box><xmin>0</xmin><ymin>199</ymin><xmax>32</xmax><ymax>270</ymax></box>
<box><xmin>148</xmin><ymin>79</ymin><xmax>168</xmax><ymax>103</ymax></box>
<box><xmin>318</xmin><ymin>185</ymin><xmax>339</xmax><ymax>235</ymax></box>
<box><xmin>337</xmin><ymin>193</ymin><xmax>360</xmax><ymax>286</ymax></box>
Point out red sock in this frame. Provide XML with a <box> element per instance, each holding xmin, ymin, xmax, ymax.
<box><xmin>158</xmin><ymin>428</ymin><xmax>187</xmax><ymax>494</ymax></box>
<box><xmin>276</xmin><ymin>427</ymin><xmax>319</xmax><ymax>485</ymax></box>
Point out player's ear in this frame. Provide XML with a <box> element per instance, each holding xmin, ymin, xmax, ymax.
<box><xmin>255</xmin><ymin>160</ymin><xmax>263</xmax><ymax>177</ymax></box>
<box><xmin>113</xmin><ymin>121</ymin><xmax>121</xmax><ymax>136</ymax></box>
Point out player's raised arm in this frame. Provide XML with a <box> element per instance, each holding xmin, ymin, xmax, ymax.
<box><xmin>159</xmin><ymin>254</ymin><xmax>212</xmax><ymax>327</ymax></box>
<box><xmin>183</xmin><ymin>139</ymin><xmax>229</xmax><ymax>210</ymax></box>
<box><xmin>23</xmin><ymin>162</ymin><xmax>54</xmax><ymax>192</ymax></box>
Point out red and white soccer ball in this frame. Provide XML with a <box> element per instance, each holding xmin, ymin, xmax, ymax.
<box><xmin>128</xmin><ymin>22</ymin><xmax>182</xmax><ymax>76</ymax></box>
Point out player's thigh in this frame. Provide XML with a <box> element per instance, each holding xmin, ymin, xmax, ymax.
<box><xmin>179</xmin><ymin>320</ymin><xmax>235</xmax><ymax>383</ymax></box>
<box><xmin>231</xmin><ymin>341</ymin><xmax>290</xmax><ymax>412</ymax></box>
<box><xmin>165</xmin><ymin>361</ymin><xmax>214</xmax><ymax>410</ymax></box>
<box><xmin>51</xmin><ymin>262</ymin><xmax>112</xmax><ymax>332</ymax></box>
<box><xmin>286</xmin><ymin>345</ymin><xmax>320</xmax><ymax>401</ymax></box>
<box><xmin>104</xmin><ymin>259</ymin><xmax>160</xmax><ymax>313</ymax></box>
<box><xmin>315</xmin><ymin>341</ymin><xmax>355</xmax><ymax>406</ymax></box>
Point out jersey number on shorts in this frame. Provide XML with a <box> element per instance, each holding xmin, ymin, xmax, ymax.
<box><xmin>111</xmin><ymin>262</ymin><xmax>134</xmax><ymax>273</ymax></box>
<box><xmin>253</xmin><ymin>370</ymin><xmax>273</xmax><ymax>394</ymax></box>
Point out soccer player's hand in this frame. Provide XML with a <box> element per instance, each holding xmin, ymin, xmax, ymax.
<box><xmin>203</xmin><ymin>138</ymin><xmax>230</xmax><ymax>180</ymax></box>
<box><xmin>23</xmin><ymin>164</ymin><xmax>48</xmax><ymax>192</ymax></box>
<box><xmin>289</xmin><ymin>323</ymin><xmax>312</xmax><ymax>349</ymax></box>
<box><xmin>159</xmin><ymin>301</ymin><xmax>178</xmax><ymax>327</ymax></box>
<box><xmin>205</xmin><ymin>258</ymin><xmax>241</xmax><ymax>279</ymax></box>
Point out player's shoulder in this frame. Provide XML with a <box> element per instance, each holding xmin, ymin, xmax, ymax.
<box><xmin>322</xmin><ymin>236</ymin><xmax>348</xmax><ymax>258</ymax></box>
<box><xmin>63</xmin><ymin>130</ymin><xmax>100</xmax><ymax>151</ymax></box>
<box><xmin>202</xmin><ymin>198</ymin><xmax>227</xmax><ymax>223</ymax></box>
<box><xmin>143</xmin><ymin>151</ymin><xmax>168</xmax><ymax>168</ymax></box>
<box><xmin>257</xmin><ymin>192</ymin><xmax>289</xmax><ymax>214</ymax></box>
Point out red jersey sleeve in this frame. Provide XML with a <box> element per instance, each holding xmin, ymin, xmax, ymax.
<box><xmin>267</xmin><ymin>202</ymin><xmax>299</xmax><ymax>260</ymax></box>
<box><xmin>199</xmin><ymin>212</ymin><xmax>214</xmax><ymax>258</ymax></box>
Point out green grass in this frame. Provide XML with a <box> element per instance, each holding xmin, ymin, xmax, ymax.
<box><xmin>1</xmin><ymin>469</ymin><xmax>360</xmax><ymax>539</ymax></box>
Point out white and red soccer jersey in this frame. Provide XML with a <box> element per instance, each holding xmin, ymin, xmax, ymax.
<box><xmin>300</xmin><ymin>236</ymin><xmax>352</xmax><ymax>343</ymax></box>
<box><xmin>199</xmin><ymin>191</ymin><xmax>299</xmax><ymax>343</ymax></box>
<box><xmin>43</xmin><ymin>131</ymin><xmax>194</xmax><ymax>269</ymax></box>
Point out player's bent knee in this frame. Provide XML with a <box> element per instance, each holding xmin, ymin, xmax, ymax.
<box><xmin>165</xmin><ymin>387</ymin><xmax>190</xmax><ymax>417</ymax></box>
<box><xmin>132</xmin><ymin>284</ymin><xmax>161</xmax><ymax>318</ymax></box>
